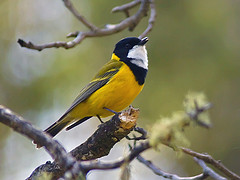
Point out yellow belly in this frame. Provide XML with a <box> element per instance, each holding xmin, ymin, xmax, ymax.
<box><xmin>70</xmin><ymin>63</ymin><xmax>143</xmax><ymax>118</ymax></box>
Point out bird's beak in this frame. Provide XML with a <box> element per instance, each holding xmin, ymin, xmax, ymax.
<box><xmin>138</xmin><ymin>37</ymin><xmax>149</xmax><ymax>46</ymax></box>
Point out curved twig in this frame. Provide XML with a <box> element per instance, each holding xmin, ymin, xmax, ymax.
<box><xmin>112</xmin><ymin>0</ymin><xmax>141</xmax><ymax>13</ymax></box>
<box><xmin>80</xmin><ymin>141</ymin><xmax>150</xmax><ymax>173</ymax></box>
<box><xmin>63</xmin><ymin>0</ymin><xmax>98</xmax><ymax>31</ymax></box>
<box><xmin>139</xmin><ymin>0</ymin><xmax>157</xmax><ymax>39</ymax></box>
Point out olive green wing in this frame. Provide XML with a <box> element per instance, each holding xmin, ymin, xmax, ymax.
<box><xmin>59</xmin><ymin>59</ymin><xmax>123</xmax><ymax>120</ymax></box>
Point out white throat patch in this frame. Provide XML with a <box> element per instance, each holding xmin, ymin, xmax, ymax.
<box><xmin>127</xmin><ymin>45</ymin><xmax>148</xmax><ymax>70</ymax></box>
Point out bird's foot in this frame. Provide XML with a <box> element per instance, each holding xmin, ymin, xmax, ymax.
<box><xmin>97</xmin><ymin>115</ymin><xmax>104</xmax><ymax>123</ymax></box>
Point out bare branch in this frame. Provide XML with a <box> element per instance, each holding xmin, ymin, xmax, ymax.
<box><xmin>18</xmin><ymin>32</ymin><xmax>85</xmax><ymax>51</ymax></box>
<box><xmin>112</xmin><ymin>0</ymin><xmax>141</xmax><ymax>13</ymax></box>
<box><xmin>126</xmin><ymin>126</ymin><xmax>148</xmax><ymax>140</ymax></box>
<box><xmin>18</xmin><ymin>0</ymin><xmax>152</xmax><ymax>51</ymax></box>
<box><xmin>112</xmin><ymin>0</ymin><xmax>141</xmax><ymax>18</ymax></box>
<box><xmin>194</xmin><ymin>158</ymin><xmax>227</xmax><ymax>180</ymax></box>
<box><xmin>80</xmin><ymin>141</ymin><xmax>150</xmax><ymax>172</ymax></box>
<box><xmin>63</xmin><ymin>0</ymin><xmax>98</xmax><ymax>31</ymax></box>
<box><xmin>137</xmin><ymin>155</ymin><xmax>208</xmax><ymax>180</ymax></box>
<box><xmin>0</xmin><ymin>105</ymin><xmax>81</xmax><ymax>179</ymax></box>
<box><xmin>139</xmin><ymin>0</ymin><xmax>157</xmax><ymax>39</ymax></box>
<box><xmin>137</xmin><ymin>154</ymin><xmax>228</xmax><ymax>180</ymax></box>
<box><xmin>182</xmin><ymin>147</ymin><xmax>240</xmax><ymax>180</ymax></box>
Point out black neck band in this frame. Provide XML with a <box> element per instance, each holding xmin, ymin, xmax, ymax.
<box><xmin>121</xmin><ymin>58</ymin><xmax>148</xmax><ymax>85</ymax></box>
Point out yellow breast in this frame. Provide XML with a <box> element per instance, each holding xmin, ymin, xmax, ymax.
<box><xmin>72</xmin><ymin>63</ymin><xmax>143</xmax><ymax>118</ymax></box>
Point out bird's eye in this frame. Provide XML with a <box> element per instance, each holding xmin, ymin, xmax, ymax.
<box><xmin>125</xmin><ymin>44</ymin><xmax>131</xmax><ymax>49</ymax></box>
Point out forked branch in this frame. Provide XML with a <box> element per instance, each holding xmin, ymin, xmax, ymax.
<box><xmin>181</xmin><ymin>147</ymin><xmax>240</xmax><ymax>180</ymax></box>
<box><xmin>18</xmin><ymin>0</ymin><xmax>156</xmax><ymax>51</ymax></box>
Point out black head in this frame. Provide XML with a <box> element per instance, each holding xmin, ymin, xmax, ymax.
<box><xmin>113</xmin><ymin>37</ymin><xmax>148</xmax><ymax>59</ymax></box>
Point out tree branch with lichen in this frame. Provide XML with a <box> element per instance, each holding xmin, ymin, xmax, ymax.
<box><xmin>1</xmin><ymin>92</ymin><xmax>239</xmax><ymax>180</ymax></box>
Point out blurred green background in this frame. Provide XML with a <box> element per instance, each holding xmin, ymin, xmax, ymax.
<box><xmin>0</xmin><ymin>0</ymin><xmax>240</xmax><ymax>179</ymax></box>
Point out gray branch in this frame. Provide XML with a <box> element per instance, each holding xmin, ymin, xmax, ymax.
<box><xmin>0</xmin><ymin>105</ymin><xmax>80</xmax><ymax>179</ymax></box>
<box><xmin>17</xmin><ymin>0</ymin><xmax>155</xmax><ymax>51</ymax></box>
<box><xmin>182</xmin><ymin>147</ymin><xmax>240</xmax><ymax>180</ymax></box>
<box><xmin>137</xmin><ymin>155</ymin><xmax>208</xmax><ymax>180</ymax></box>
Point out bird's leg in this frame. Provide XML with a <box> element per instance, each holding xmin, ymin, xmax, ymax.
<box><xmin>96</xmin><ymin>115</ymin><xmax>104</xmax><ymax>123</ymax></box>
<box><xmin>103</xmin><ymin>107</ymin><xmax>119</xmax><ymax>115</ymax></box>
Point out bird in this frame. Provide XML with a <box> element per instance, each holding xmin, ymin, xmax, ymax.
<box><xmin>44</xmin><ymin>37</ymin><xmax>149</xmax><ymax>138</ymax></box>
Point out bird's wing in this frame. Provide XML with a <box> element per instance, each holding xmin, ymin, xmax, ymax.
<box><xmin>59</xmin><ymin>59</ymin><xmax>123</xmax><ymax>120</ymax></box>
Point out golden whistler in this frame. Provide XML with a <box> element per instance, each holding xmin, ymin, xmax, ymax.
<box><xmin>45</xmin><ymin>37</ymin><xmax>149</xmax><ymax>137</ymax></box>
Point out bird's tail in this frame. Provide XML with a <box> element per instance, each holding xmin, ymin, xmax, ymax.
<box><xmin>44</xmin><ymin>116</ymin><xmax>92</xmax><ymax>137</ymax></box>
<box><xmin>66</xmin><ymin>116</ymin><xmax>92</xmax><ymax>131</ymax></box>
<box><xmin>44</xmin><ymin>116</ymin><xmax>72</xmax><ymax>137</ymax></box>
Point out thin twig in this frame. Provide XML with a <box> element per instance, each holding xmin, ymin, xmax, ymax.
<box><xmin>139</xmin><ymin>0</ymin><xmax>157</xmax><ymax>39</ymax></box>
<box><xmin>80</xmin><ymin>141</ymin><xmax>150</xmax><ymax>172</ymax></box>
<box><xmin>112</xmin><ymin>0</ymin><xmax>141</xmax><ymax>18</ymax></box>
<box><xmin>63</xmin><ymin>0</ymin><xmax>98</xmax><ymax>31</ymax></box>
<box><xmin>182</xmin><ymin>147</ymin><xmax>240</xmax><ymax>180</ymax></box>
<box><xmin>112</xmin><ymin>0</ymin><xmax>141</xmax><ymax>13</ymax></box>
<box><xmin>18</xmin><ymin>32</ymin><xmax>85</xmax><ymax>51</ymax></box>
<box><xmin>126</xmin><ymin>126</ymin><xmax>148</xmax><ymax>140</ymax></box>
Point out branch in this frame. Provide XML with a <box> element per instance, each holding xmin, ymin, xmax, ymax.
<box><xmin>27</xmin><ymin>106</ymin><xmax>140</xmax><ymax>179</ymax></box>
<box><xmin>2</xmin><ymin>103</ymin><xmax>239</xmax><ymax>180</ymax></box>
<box><xmin>112</xmin><ymin>0</ymin><xmax>141</xmax><ymax>14</ymax></box>
<box><xmin>17</xmin><ymin>32</ymin><xmax>86</xmax><ymax>51</ymax></box>
<box><xmin>28</xmin><ymin>141</ymin><xmax>150</xmax><ymax>179</ymax></box>
<box><xmin>0</xmin><ymin>104</ymin><xmax>140</xmax><ymax>179</ymax></box>
<box><xmin>194</xmin><ymin>158</ymin><xmax>227</xmax><ymax>180</ymax></box>
<box><xmin>63</xmin><ymin>0</ymin><xmax>98</xmax><ymax>31</ymax></box>
<box><xmin>139</xmin><ymin>0</ymin><xmax>157</xmax><ymax>39</ymax></box>
<box><xmin>126</xmin><ymin>126</ymin><xmax>148</xmax><ymax>140</ymax></box>
<box><xmin>0</xmin><ymin>105</ymin><xmax>80</xmax><ymax>179</ymax></box>
<box><xmin>137</xmin><ymin>155</ymin><xmax>208</xmax><ymax>180</ymax></box>
<box><xmin>3</xmin><ymin>91</ymin><xmax>237</xmax><ymax>180</ymax></box>
<box><xmin>69</xmin><ymin>107</ymin><xmax>139</xmax><ymax>161</ymax></box>
<box><xmin>80</xmin><ymin>141</ymin><xmax>150</xmax><ymax>172</ymax></box>
<box><xmin>18</xmin><ymin>0</ymin><xmax>153</xmax><ymax>51</ymax></box>
<box><xmin>137</xmin><ymin>154</ymin><xmax>228</xmax><ymax>180</ymax></box>
<box><xmin>182</xmin><ymin>147</ymin><xmax>240</xmax><ymax>180</ymax></box>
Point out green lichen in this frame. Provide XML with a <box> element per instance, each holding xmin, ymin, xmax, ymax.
<box><xmin>149</xmin><ymin>92</ymin><xmax>212</xmax><ymax>151</ymax></box>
